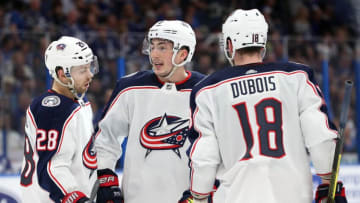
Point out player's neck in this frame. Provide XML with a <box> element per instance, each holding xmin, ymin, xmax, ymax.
<box><xmin>234</xmin><ymin>53</ymin><xmax>262</xmax><ymax>66</ymax></box>
<box><xmin>52</xmin><ymin>81</ymin><xmax>74</xmax><ymax>99</ymax></box>
<box><xmin>158</xmin><ymin>67</ymin><xmax>188</xmax><ymax>83</ymax></box>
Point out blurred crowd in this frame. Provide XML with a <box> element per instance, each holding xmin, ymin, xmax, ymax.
<box><xmin>0</xmin><ymin>0</ymin><xmax>358</xmax><ymax>173</ymax></box>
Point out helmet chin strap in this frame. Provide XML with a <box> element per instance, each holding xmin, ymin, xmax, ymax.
<box><xmin>163</xmin><ymin>50</ymin><xmax>187</xmax><ymax>79</ymax></box>
<box><xmin>225</xmin><ymin>48</ymin><xmax>235</xmax><ymax>67</ymax></box>
<box><xmin>224</xmin><ymin>40</ymin><xmax>235</xmax><ymax>67</ymax></box>
<box><xmin>53</xmin><ymin>74</ymin><xmax>85</xmax><ymax>100</ymax></box>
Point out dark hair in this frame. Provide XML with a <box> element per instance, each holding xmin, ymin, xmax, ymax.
<box><xmin>55</xmin><ymin>66</ymin><xmax>63</xmax><ymax>77</ymax></box>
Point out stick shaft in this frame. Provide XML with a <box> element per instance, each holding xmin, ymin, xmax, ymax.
<box><xmin>89</xmin><ymin>179</ymin><xmax>100</xmax><ymax>203</ymax></box>
<box><xmin>327</xmin><ymin>80</ymin><xmax>353</xmax><ymax>203</ymax></box>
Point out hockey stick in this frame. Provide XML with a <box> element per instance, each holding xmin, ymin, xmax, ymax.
<box><xmin>89</xmin><ymin>179</ymin><xmax>100</xmax><ymax>203</ymax></box>
<box><xmin>327</xmin><ymin>80</ymin><xmax>353</xmax><ymax>203</ymax></box>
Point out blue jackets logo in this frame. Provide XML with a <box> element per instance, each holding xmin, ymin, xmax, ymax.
<box><xmin>140</xmin><ymin>113</ymin><xmax>189</xmax><ymax>158</ymax></box>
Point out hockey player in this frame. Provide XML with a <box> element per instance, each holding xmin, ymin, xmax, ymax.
<box><xmin>188</xmin><ymin>9</ymin><xmax>347</xmax><ymax>203</ymax></box>
<box><xmin>20</xmin><ymin>36</ymin><xmax>98</xmax><ymax>203</ymax></box>
<box><xmin>94</xmin><ymin>20</ymin><xmax>205</xmax><ymax>203</ymax></box>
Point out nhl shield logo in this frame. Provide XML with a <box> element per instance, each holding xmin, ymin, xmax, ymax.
<box><xmin>140</xmin><ymin>113</ymin><xmax>190</xmax><ymax>158</ymax></box>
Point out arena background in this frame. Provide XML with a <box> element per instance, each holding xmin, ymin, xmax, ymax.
<box><xmin>0</xmin><ymin>0</ymin><xmax>359</xmax><ymax>202</ymax></box>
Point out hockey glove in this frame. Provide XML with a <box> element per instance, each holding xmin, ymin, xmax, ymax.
<box><xmin>96</xmin><ymin>169</ymin><xmax>123</xmax><ymax>203</ymax></box>
<box><xmin>179</xmin><ymin>180</ymin><xmax>220</xmax><ymax>203</ymax></box>
<box><xmin>315</xmin><ymin>181</ymin><xmax>347</xmax><ymax>203</ymax></box>
<box><xmin>178</xmin><ymin>190</ymin><xmax>211</xmax><ymax>203</ymax></box>
<box><xmin>179</xmin><ymin>190</ymin><xmax>194</xmax><ymax>203</ymax></box>
<box><xmin>62</xmin><ymin>191</ymin><xmax>89</xmax><ymax>203</ymax></box>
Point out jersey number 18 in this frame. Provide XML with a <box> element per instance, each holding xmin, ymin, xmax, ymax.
<box><xmin>233</xmin><ymin>98</ymin><xmax>285</xmax><ymax>160</ymax></box>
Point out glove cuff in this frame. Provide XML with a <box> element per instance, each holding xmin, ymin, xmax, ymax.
<box><xmin>97</xmin><ymin>169</ymin><xmax>119</xmax><ymax>187</ymax></box>
<box><xmin>62</xmin><ymin>191</ymin><xmax>88</xmax><ymax>203</ymax></box>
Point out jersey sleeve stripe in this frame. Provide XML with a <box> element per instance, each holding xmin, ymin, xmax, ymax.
<box><xmin>46</xmin><ymin>106</ymin><xmax>82</xmax><ymax>195</ymax></box>
<box><xmin>56</xmin><ymin>106</ymin><xmax>82</xmax><ymax>154</ymax></box>
<box><xmin>304</xmin><ymin>75</ymin><xmax>338</xmax><ymax>135</ymax></box>
<box><xmin>189</xmin><ymin>107</ymin><xmax>201</xmax><ymax>158</ymax></box>
<box><xmin>27</xmin><ymin>107</ymin><xmax>38</xmax><ymax>129</ymax></box>
<box><xmin>317</xmin><ymin>172</ymin><xmax>332</xmax><ymax>176</ymax></box>
<box><xmin>47</xmin><ymin>160</ymin><xmax>67</xmax><ymax>194</ymax></box>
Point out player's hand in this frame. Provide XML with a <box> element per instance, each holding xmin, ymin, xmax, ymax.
<box><xmin>96</xmin><ymin>169</ymin><xmax>123</xmax><ymax>203</ymax></box>
<box><xmin>62</xmin><ymin>191</ymin><xmax>89</xmax><ymax>203</ymax></box>
<box><xmin>178</xmin><ymin>190</ymin><xmax>194</xmax><ymax>203</ymax></box>
<box><xmin>315</xmin><ymin>181</ymin><xmax>347</xmax><ymax>203</ymax></box>
<box><xmin>179</xmin><ymin>180</ymin><xmax>219</xmax><ymax>203</ymax></box>
<box><xmin>178</xmin><ymin>190</ymin><xmax>210</xmax><ymax>203</ymax></box>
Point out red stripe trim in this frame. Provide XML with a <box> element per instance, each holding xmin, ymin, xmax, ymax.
<box><xmin>190</xmin><ymin>189</ymin><xmax>211</xmax><ymax>196</ymax></box>
<box><xmin>156</xmin><ymin>71</ymin><xmax>192</xmax><ymax>85</ymax></box>
<box><xmin>189</xmin><ymin>107</ymin><xmax>205</xmax><ymax>193</ymax></box>
<box><xmin>176</xmin><ymin>71</ymin><xmax>192</xmax><ymax>85</ymax></box>
<box><xmin>47</xmin><ymin>106</ymin><xmax>82</xmax><ymax>194</ymax></box>
<box><xmin>317</xmin><ymin>172</ymin><xmax>332</xmax><ymax>176</ymax></box>
<box><xmin>48</xmin><ymin>160</ymin><xmax>67</xmax><ymax>194</ymax></box>
<box><xmin>56</xmin><ymin>107</ymin><xmax>82</xmax><ymax>154</ymax></box>
<box><xmin>27</xmin><ymin>108</ymin><xmax>37</xmax><ymax>129</ymax></box>
<box><xmin>190</xmin><ymin>107</ymin><xmax>201</xmax><ymax>158</ymax></box>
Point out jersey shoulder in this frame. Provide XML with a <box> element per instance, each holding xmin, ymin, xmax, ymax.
<box><xmin>189</xmin><ymin>71</ymin><xmax>206</xmax><ymax>82</ymax></box>
<box><xmin>194</xmin><ymin>62</ymin><xmax>313</xmax><ymax>91</ymax></box>
<box><xmin>112</xmin><ymin>70</ymin><xmax>159</xmax><ymax>94</ymax></box>
<box><xmin>177</xmin><ymin>71</ymin><xmax>206</xmax><ymax>90</ymax></box>
<box><xmin>188</xmin><ymin>71</ymin><xmax>206</xmax><ymax>85</ymax></box>
<box><xmin>29</xmin><ymin>91</ymin><xmax>81</xmax><ymax>131</ymax></box>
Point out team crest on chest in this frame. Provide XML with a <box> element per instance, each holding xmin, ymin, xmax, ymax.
<box><xmin>140</xmin><ymin>113</ymin><xmax>189</xmax><ymax>158</ymax></box>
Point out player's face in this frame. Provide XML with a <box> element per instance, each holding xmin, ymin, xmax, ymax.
<box><xmin>149</xmin><ymin>39</ymin><xmax>175</xmax><ymax>77</ymax></box>
<box><xmin>71</xmin><ymin>63</ymin><xmax>94</xmax><ymax>94</ymax></box>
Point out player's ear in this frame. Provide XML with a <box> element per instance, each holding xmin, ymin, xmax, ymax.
<box><xmin>179</xmin><ymin>47</ymin><xmax>189</xmax><ymax>62</ymax></box>
<box><xmin>227</xmin><ymin>38</ymin><xmax>233</xmax><ymax>56</ymax></box>
<box><xmin>55</xmin><ymin>66</ymin><xmax>68</xmax><ymax>81</ymax></box>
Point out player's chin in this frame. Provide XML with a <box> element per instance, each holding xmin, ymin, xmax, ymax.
<box><xmin>154</xmin><ymin>69</ymin><xmax>170</xmax><ymax>78</ymax></box>
<box><xmin>77</xmin><ymin>86</ymin><xmax>88</xmax><ymax>94</ymax></box>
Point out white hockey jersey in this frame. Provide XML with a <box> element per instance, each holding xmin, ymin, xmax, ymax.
<box><xmin>95</xmin><ymin>70</ymin><xmax>204</xmax><ymax>203</ymax></box>
<box><xmin>189</xmin><ymin>62</ymin><xmax>337</xmax><ymax>203</ymax></box>
<box><xmin>20</xmin><ymin>90</ymin><xmax>97</xmax><ymax>203</ymax></box>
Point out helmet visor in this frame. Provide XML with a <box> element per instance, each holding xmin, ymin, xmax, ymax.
<box><xmin>90</xmin><ymin>55</ymin><xmax>99</xmax><ymax>75</ymax></box>
<box><xmin>142</xmin><ymin>36</ymin><xmax>150</xmax><ymax>55</ymax></box>
<box><xmin>70</xmin><ymin>55</ymin><xmax>99</xmax><ymax>76</ymax></box>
